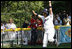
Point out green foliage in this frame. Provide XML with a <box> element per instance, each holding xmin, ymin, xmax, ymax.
<box><xmin>1</xmin><ymin>1</ymin><xmax>71</xmax><ymax>27</ymax></box>
<box><xmin>1</xmin><ymin>1</ymin><xmax>44</xmax><ymax>27</ymax></box>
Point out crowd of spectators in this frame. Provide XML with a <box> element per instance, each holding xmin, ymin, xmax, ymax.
<box><xmin>53</xmin><ymin>11</ymin><xmax>71</xmax><ymax>26</ymax></box>
<box><xmin>1</xmin><ymin>10</ymin><xmax>71</xmax><ymax>46</ymax></box>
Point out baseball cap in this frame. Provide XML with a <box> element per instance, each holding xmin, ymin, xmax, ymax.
<box><xmin>42</xmin><ymin>9</ymin><xmax>48</xmax><ymax>15</ymax></box>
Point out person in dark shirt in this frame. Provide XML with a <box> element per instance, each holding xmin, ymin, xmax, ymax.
<box><xmin>59</xmin><ymin>11</ymin><xmax>66</xmax><ymax>25</ymax></box>
<box><xmin>30</xmin><ymin>14</ymin><xmax>38</xmax><ymax>46</ymax></box>
<box><xmin>22</xmin><ymin>22</ymin><xmax>28</xmax><ymax>28</ymax></box>
<box><xmin>36</xmin><ymin>18</ymin><xmax>43</xmax><ymax>27</ymax></box>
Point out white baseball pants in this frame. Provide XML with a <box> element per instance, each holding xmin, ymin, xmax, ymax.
<box><xmin>43</xmin><ymin>27</ymin><xmax>55</xmax><ymax>47</ymax></box>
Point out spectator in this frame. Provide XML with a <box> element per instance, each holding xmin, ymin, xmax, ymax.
<box><xmin>30</xmin><ymin>14</ymin><xmax>37</xmax><ymax>46</ymax></box>
<box><xmin>1</xmin><ymin>21</ymin><xmax>6</xmax><ymax>35</ymax></box>
<box><xmin>68</xmin><ymin>13</ymin><xmax>71</xmax><ymax>25</ymax></box>
<box><xmin>27</xmin><ymin>22</ymin><xmax>31</xmax><ymax>28</ymax></box>
<box><xmin>30</xmin><ymin>14</ymin><xmax>37</xmax><ymax>29</ymax></box>
<box><xmin>5</xmin><ymin>18</ymin><xmax>16</xmax><ymax>29</ymax></box>
<box><xmin>22</xmin><ymin>21</ymin><xmax>29</xmax><ymax>28</ymax></box>
<box><xmin>5</xmin><ymin>18</ymin><xmax>17</xmax><ymax>47</ymax></box>
<box><xmin>36</xmin><ymin>18</ymin><xmax>43</xmax><ymax>27</ymax></box>
<box><xmin>1</xmin><ymin>21</ymin><xmax>6</xmax><ymax>44</ymax></box>
<box><xmin>1</xmin><ymin>21</ymin><xmax>5</xmax><ymax>30</ymax></box>
<box><xmin>59</xmin><ymin>11</ymin><xmax>66</xmax><ymax>25</ymax></box>
<box><xmin>68</xmin><ymin>13</ymin><xmax>71</xmax><ymax>20</ymax></box>
<box><xmin>63</xmin><ymin>14</ymin><xmax>71</xmax><ymax>25</ymax></box>
<box><xmin>36</xmin><ymin>18</ymin><xmax>43</xmax><ymax>44</ymax></box>
<box><xmin>62</xmin><ymin>10</ymin><xmax>66</xmax><ymax>18</ymax></box>
<box><xmin>54</xmin><ymin>14</ymin><xmax>62</xmax><ymax>25</ymax></box>
<box><xmin>5</xmin><ymin>21</ymin><xmax>10</xmax><ymax>29</ymax></box>
<box><xmin>9</xmin><ymin>18</ymin><xmax>16</xmax><ymax>29</ymax></box>
<box><xmin>54</xmin><ymin>16</ymin><xmax>59</xmax><ymax>25</ymax></box>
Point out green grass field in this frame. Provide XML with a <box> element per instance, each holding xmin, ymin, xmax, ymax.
<box><xmin>1</xmin><ymin>43</ymin><xmax>71</xmax><ymax>48</ymax></box>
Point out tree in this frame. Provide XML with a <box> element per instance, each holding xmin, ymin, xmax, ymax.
<box><xmin>1</xmin><ymin>1</ymin><xmax>71</xmax><ymax>27</ymax></box>
<box><xmin>1</xmin><ymin>1</ymin><xmax>44</xmax><ymax>27</ymax></box>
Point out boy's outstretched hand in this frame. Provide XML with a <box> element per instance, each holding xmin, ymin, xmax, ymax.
<box><xmin>32</xmin><ymin>10</ymin><xmax>37</xmax><ymax>16</ymax></box>
<box><xmin>32</xmin><ymin>10</ymin><xmax>35</xmax><ymax>14</ymax></box>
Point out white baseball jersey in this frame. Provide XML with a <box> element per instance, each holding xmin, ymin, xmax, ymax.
<box><xmin>38</xmin><ymin>13</ymin><xmax>54</xmax><ymax>29</ymax></box>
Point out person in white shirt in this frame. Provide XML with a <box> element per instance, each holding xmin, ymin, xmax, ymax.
<box><xmin>68</xmin><ymin>13</ymin><xmax>71</xmax><ymax>20</ymax></box>
<box><xmin>1</xmin><ymin>21</ymin><xmax>6</xmax><ymax>36</ymax></box>
<box><xmin>54</xmin><ymin>14</ymin><xmax>62</xmax><ymax>25</ymax></box>
<box><xmin>63</xmin><ymin>14</ymin><xmax>71</xmax><ymax>25</ymax></box>
<box><xmin>5</xmin><ymin>18</ymin><xmax>17</xmax><ymax>46</ymax></box>
<box><xmin>32</xmin><ymin>1</ymin><xmax>56</xmax><ymax>48</ymax></box>
<box><xmin>1</xmin><ymin>21</ymin><xmax>5</xmax><ymax>40</ymax></box>
<box><xmin>1</xmin><ymin>22</ymin><xmax>5</xmax><ymax>30</ymax></box>
<box><xmin>5</xmin><ymin>18</ymin><xmax>16</xmax><ymax>29</ymax></box>
<box><xmin>68</xmin><ymin>13</ymin><xmax>71</xmax><ymax>25</ymax></box>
